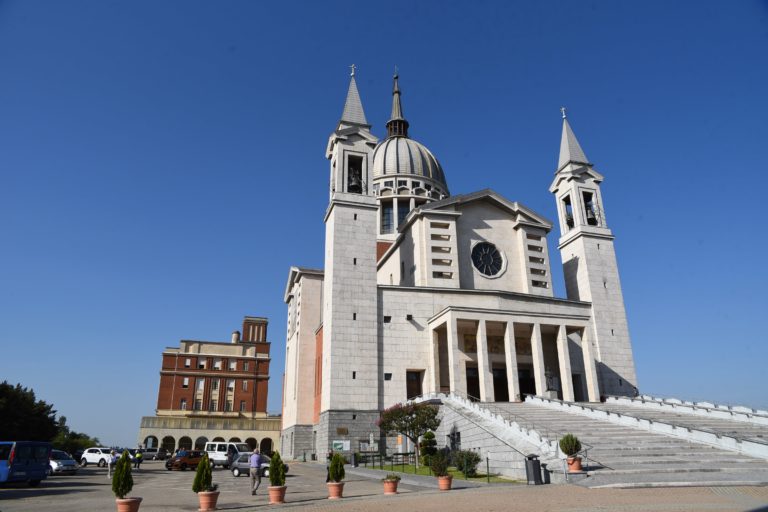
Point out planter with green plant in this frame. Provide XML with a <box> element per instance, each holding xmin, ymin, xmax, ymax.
<box><xmin>559</xmin><ymin>433</ymin><xmax>583</xmax><ymax>473</ymax></box>
<box><xmin>192</xmin><ymin>453</ymin><xmax>219</xmax><ymax>511</ymax></box>
<box><xmin>327</xmin><ymin>452</ymin><xmax>345</xmax><ymax>499</ymax></box>
<box><xmin>382</xmin><ymin>473</ymin><xmax>401</xmax><ymax>495</ymax></box>
<box><xmin>113</xmin><ymin>451</ymin><xmax>142</xmax><ymax>512</ymax></box>
<box><xmin>267</xmin><ymin>451</ymin><xmax>287</xmax><ymax>504</ymax></box>
<box><xmin>430</xmin><ymin>451</ymin><xmax>452</xmax><ymax>491</ymax></box>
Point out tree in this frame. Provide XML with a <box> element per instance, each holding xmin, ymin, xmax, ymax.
<box><xmin>0</xmin><ymin>381</ymin><xmax>57</xmax><ymax>441</ymax></box>
<box><xmin>377</xmin><ymin>403</ymin><xmax>440</xmax><ymax>469</ymax></box>
<box><xmin>52</xmin><ymin>416</ymin><xmax>101</xmax><ymax>455</ymax></box>
<box><xmin>419</xmin><ymin>430</ymin><xmax>437</xmax><ymax>466</ymax></box>
<box><xmin>112</xmin><ymin>451</ymin><xmax>133</xmax><ymax>499</ymax></box>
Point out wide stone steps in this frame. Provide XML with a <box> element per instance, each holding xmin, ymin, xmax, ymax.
<box><xmin>476</xmin><ymin>401</ymin><xmax>768</xmax><ymax>488</ymax></box>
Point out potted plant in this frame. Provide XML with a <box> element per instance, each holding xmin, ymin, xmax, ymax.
<box><xmin>267</xmin><ymin>451</ymin><xmax>287</xmax><ymax>504</ymax></box>
<box><xmin>559</xmin><ymin>433</ymin><xmax>583</xmax><ymax>472</ymax></box>
<box><xmin>326</xmin><ymin>452</ymin><xmax>345</xmax><ymax>499</ymax></box>
<box><xmin>430</xmin><ymin>451</ymin><xmax>452</xmax><ymax>491</ymax></box>
<box><xmin>112</xmin><ymin>451</ymin><xmax>142</xmax><ymax>512</ymax></box>
<box><xmin>192</xmin><ymin>453</ymin><xmax>219</xmax><ymax>511</ymax></box>
<box><xmin>383</xmin><ymin>473</ymin><xmax>400</xmax><ymax>495</ymax></box>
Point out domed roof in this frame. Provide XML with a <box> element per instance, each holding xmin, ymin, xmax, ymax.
<box><xmin>371</xmin><ymin>136</ymin><xmax>447</xmax><ymax>187</ymax></box>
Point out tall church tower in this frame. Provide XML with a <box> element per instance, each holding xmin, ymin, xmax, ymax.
<box><xmin>549</xmin><ymin>111</ymin><xmax>638</xmax><ymax>397</ymax></box>
<box><xmin>318</xmin><ymin>68</ymin><xmax>381</xmax><ymax>452</ymax></box>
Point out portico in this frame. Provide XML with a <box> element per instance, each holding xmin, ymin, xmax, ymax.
<box><xmin>428</xmin><ymin>307</ymin><xmax>600</xmax><ymax>403</ymax></box>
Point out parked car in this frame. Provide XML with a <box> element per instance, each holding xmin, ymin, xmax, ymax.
<box><xmin>140</xmin><ymin>447</ymin><xmax>167</xmax><ymax>460</ymax></box>
<box><xmin>230</xmin><ymin>453</ymin><xmax>288</xmax><ymax>478</ymax></box>
<box><xmin>80</xmin><ymin>447</ymin><xmax>113</xmax><ymax>467</ymax></box>
<box><xmin>165</xmin><ymin>449</ymin><xmax>204</xmax><ymax>471</ymax></box>
<box><xmin>0</xmin><ymin>441</ymin><xmax>52</xmax><ymax>486</ymax></box>
<box><xmin>204</xmin><ymin>442</ymin><xmax>251</xmax><ymax>468</ymax></box>
<box><xmin>48</xmin><ymin>449</ymin><xmax>79</xmax><ymax>476</ymax></box>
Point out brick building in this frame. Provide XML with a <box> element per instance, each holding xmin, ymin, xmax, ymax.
<box><xmin>138</xmin><ymin>316</ymin><xmax>281</xmax><ymax>454</ymax></box>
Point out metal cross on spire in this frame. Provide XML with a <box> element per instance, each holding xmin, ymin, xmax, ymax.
<box><xmin>350</xmin><ymin>64</ymin><xmax>356</xmax><ymax>77</ymax></box>
<box><xmin>560</xmin><ymin>106</ymin><xmax>567</xmax><ymax>119</ymax></box>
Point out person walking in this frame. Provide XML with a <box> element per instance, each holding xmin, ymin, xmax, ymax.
<box><xmin>134</xmin><ymin>450</ymin><xmax>143</xmax><ymax>470</ymax></box>
<box><xmin>249</xmin><ymin>448</ymin><xmax>262</xmax><ymax>496</ymax></box>
<box><xmin>107</xmin><ymin>450</ymin><xmax>117</xmax><ymax>479</ymax></box>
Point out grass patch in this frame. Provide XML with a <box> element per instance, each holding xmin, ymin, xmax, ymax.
<box><xmin>358</xmin><ymin>462</ymin><xmax>517</xmax><ymax>483</ymax></box>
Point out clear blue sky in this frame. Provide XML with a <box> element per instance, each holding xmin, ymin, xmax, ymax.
<box><xmin>2</xmin><ymin>1</ymin><xmax>767</xmax><ymax>447</ymax></box>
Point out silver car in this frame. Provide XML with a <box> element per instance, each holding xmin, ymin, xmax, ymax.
<box><xmin>48</xmin><ymin>450</ymin><xmax>78</xmax><ymax>476</ymax></box>
<box><xmin>230</xmin><ymin>453</ymin><xmax>288</xmax><ymax>478</ymax></box>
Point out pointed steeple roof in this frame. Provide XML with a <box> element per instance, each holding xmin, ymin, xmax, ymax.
<box><xmin>339</xmin><ymin>65</ymin><xmax>368</xmax><ymax>126</ymax></box>
<box><xmin>558</xmin><ymin>109</ymin><xmax>590</xmax><ymax>170</ymax></box>
<box><xmin>386</xmin><ymin>70</ymin><xmax>409</xmax><ymax>137</ymax></box>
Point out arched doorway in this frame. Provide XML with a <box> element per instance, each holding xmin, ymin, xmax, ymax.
<box><xmin>228</xmin><ymin>437</ymin><xmax>241</xmax><ymax>443</ymax></box>
<box><xmin>245</xmin><ymin>438</ymin><xmax>258</xmax><ymax>451</ymax></box>
<box><xmin>178</xmin><ymin>436</ymin><xmax>193</xmax><ymax>450</ymax></box>
<box><xmin>143</xmin><ymin>435</ymin><xmax>158</xmax><ymax>449</ymax></box>
<box><xmin>161</xmin><ymin>436</ymin><xmax>176</xmax><ymax>452</ymax></box>
<box><xmin>194</xmin><ymin>436</ymin><xmax>208</xmax><ymax>450</ymax></box>
<box><xmin>212</xmin><ymin>436</ymin><xmax>225</xmax><ymax>442</ymax></box>
<box><xmin>260</xmin><ymin>438</ymin><xmax>273</xmax><ymax>456</ymax></box>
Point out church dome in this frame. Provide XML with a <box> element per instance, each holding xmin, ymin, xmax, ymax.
<box><xmin>371</xmin><ymin>137</ymin><xmax>447</xmax><ymax>188</ymax></box>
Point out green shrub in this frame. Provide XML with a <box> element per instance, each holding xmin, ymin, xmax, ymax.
<box><xmin>192</xmin><ymin>453</ymin><xmax>217</xmax><ymax>493</ymax></box>
<box><xmin>112</xmin><ymin>451</ymin><xmax>133</xmax><ymax>499</ymax></box>
<box><xmin>383</xmin><ymin>473</ymin><xmax>401</xmax><ymax>481</ymax></box>
<box><xmin>419</xmin><ymin>431</ymin><xmax>437</xmax><ymax>466</ymax></box>
<box><xmin>269</xmin><ymin>451</ymin><xmax>286</xmax><ymax>487</ymax></box>
<box><xmin>328</xmin><ymin>452</ymin><xmax>345</xmax><ymax>482</ymax></box>
<box><xmin>453</xmin><ymin>450</ymin><xmax>482</xmax><ymax>478</ymax></box>
<box><xmin>559</xmin><ymin>433</ymin><xmax>582</xmax><ymax>456</ymax></box>
<box><xmin>429</xmin><ymin>450</ymin><xmax>449</xmax><ymax>477</ymax></box>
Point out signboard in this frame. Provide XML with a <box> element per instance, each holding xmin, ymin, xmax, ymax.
<box><xmin>331</xmin><ymin>440</ymin><xmax>350</xmax><ymax>452</ymax></box>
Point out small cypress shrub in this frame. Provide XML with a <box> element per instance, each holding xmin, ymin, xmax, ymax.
<box><xmin>430</xmin><ymin>450</ymin><xmax>449</xmax><ymax>477</ymax></box>
<box><xmin>112</xmin><ymin>451</ymin><xmax>133</xmax><ymax>499</ymax></box>
<box><xmin>328</xmin><ymin>452</ymin><xmax>345</xmax><ymax>483</ymax></box>
<box><xmin>419</xmin><ymin>431</ymin><xmax>437</xmax><ymax>466</ymax></box>
<box><xmin>559</xmin><ymin>434</ymin><xmax>582</xmax><ymax>457</ymax></box>
<box><xmin>192</xmin><ymin>453</ymin><xmax>217</xmax><ymax>492</ymax></box>
<box><xmin>269</xmin><ymin>451</ymin><xmax>286</xmax><ymax>487</ymax></box>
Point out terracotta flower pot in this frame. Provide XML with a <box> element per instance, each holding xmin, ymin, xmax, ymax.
<box><xmin>566</xmin><ymin>456</ymin><xmax>583</xmax><ymax>473</ymax></box>
<box><xmin>327</xmin><ymin>481</ymin><xmax>344</xmax><ymax>499</ymax></box>
<box><xmin>437</xmin><ymin>475</ymin><xmax>453</xmax><ymax>491</ymax></box>
<box><xmin>115</xmin><ymin>497</ymin><xmax>142</xmax><ymax>512</ymax></box>
<box><xmin>268</xmin><ymin>485</ymin><xmax>287</xmax><ymax>504</ymax></box>
<box><xmin>383</xmin><ymin>479</ymin><xmax>399</xmax><ymax>495</ymax></box>
<box><xmin>197</xmin><ymin>490</ymin><xmax>220</xmax><ymax>511</ymax></box>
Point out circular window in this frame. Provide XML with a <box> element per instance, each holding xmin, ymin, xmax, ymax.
<box><xmin>471</xmin><ymin>242</ymin><xmax>503</xmax><ymax>276</ymax></box>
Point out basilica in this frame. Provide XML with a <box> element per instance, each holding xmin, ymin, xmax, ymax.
<box><xmin>280</xmin><ymin>70</ymin><xmax>638</xmax><ymax>459</ymax></box>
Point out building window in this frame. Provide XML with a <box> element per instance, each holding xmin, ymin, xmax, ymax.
<box><xmin>240</xmin><ymin>400</ymin><xmax>246</xmax><ymax>412</ymax></box>
<box><xmin>209</xmin><ymin>400</ymin><xmax>218</xmax><ymax>411</ymax></box>
<box><xmin>227</xmin><ymin>379</ymin><xmax>235</xmax><ymax>391</ymax></box>
<box><xmin>214</xmin><ymin>358</ymin><xmax>222</xmax><ymax>370</ymax></box>
<box><xmin>228</xmin><ymin>360</ymin><xmax>236</xmax><ymax>371</ymax></box>
<box><xmin>180</xmin><ymin>398</ymin><xmax>187</xmax><ymax>410</ymax></box>
<box><xmin>198</xmin><ymin>360</ymin><xmax>206</xmax><ymax>369</ymax></box>
<box><xmin>212</xmin><ymin>379</ymin><xmax>219</xmax><ymax>390</ymax></box>
<box><xmin>347</xmin><ymin>155</ymin><xmax>363</xmax><ymax>194</ymax></box>
<box><xmin>225</xmin><ymin>400</ymin><xmax>233</xmax><ymax>412</ymax></box>
<box><xmin>562</xmin><ymin>195</ymin><xmax>574</xmax><ymax>229</ymax></box>
<box><xmin>397</xmin><ymin>203</ymin><xmax>409</xmax><ymax>227</ymax></box>
<box><xmin>583</xmin><ymin>191</ymin><xmax>599</xmax><ymax>226</ymax></box>
<box><xmin>381</xmin><ymin>200</ymin><xmax>394</xmax><ymax>234</ymax></box>
<box><xmin>384</xmin><ymin>373</ymin><xmax>392</xmax><ymax>381</ymax></box>
<box><xmin>383</xmin><ymin>316</ymin><xmax>392</xmax><ymax>323</ymax></box>
<box><xmin>244</xmin><ymin>361</ymin><xmax>249</xmax><ymax>371</ymax></box>
<box><xmin>182</xmin><ymin>377</ymin><xmax>189</xmax><ymax>388</ymax></box>
<box><xmin>197</xmin><ymin>378</ymin><xmax>205</xmax><ymax>391</ymax></box>
<box><xmin>242</xmin><ymin>380</ymin><xmax>248</xmax><ymax>391</ymax></box>
<box><xmin>532</xmin><ymin>280</ymin><xmax>549</xmax><ymax>288</ymax></box>
<box><xmin>184</xmin><ymin>358</ymin><xmax>191</xmax><ymax>368</ymax></box>
<box><xmin>194</xmin><ymin>399</ymin><xmax>202</xmax><ymax>410</ymax></box>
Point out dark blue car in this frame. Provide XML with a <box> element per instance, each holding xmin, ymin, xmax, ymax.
<box><xmin>0</xmin><ymin>441</ymin><xmax>52</xmax><ymax>486</ymax></box>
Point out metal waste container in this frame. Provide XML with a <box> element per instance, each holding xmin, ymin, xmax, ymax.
<box><xmin>525</xmin><ymin>454</ymin><xmax>542</xmax><ymax>485</ymax></box>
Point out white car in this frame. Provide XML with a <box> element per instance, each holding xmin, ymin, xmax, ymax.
<box><xmin>49</xmin><ymin>450</ymin><xmax>79</xmax><ymax>476</ymax></box>
<box><xmin>80</xmin><ymin>447</ymin><xmax>113</xmax><ymax>467</ymax></box>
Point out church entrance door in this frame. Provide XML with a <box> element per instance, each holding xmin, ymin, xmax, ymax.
<box><xmin>492</xmin><ymin>368</ymin><xmax>509</xmax><ymax>402</ymax></box>
<box><xmin>465</xmin><ymin>366</ymin><xmax>480</xmax><ymax>401</ymax></box>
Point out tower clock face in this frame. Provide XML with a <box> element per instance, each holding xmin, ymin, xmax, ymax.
<box><xmin>471</xmin><ymin>242</ymin><xmax>503</xmax><ymax>276</ymax></box>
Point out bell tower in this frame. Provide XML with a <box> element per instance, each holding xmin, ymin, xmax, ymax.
<box><xmin>549</xmin><ymin>109</ymin><xmax>638</xmax><ymax>397</ymax></box>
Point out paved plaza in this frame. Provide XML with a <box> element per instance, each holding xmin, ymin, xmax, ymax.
<box><xmin>1</xmin><ymin>461</ymin><xmax>767</xmax><ymax>512</ymax></box>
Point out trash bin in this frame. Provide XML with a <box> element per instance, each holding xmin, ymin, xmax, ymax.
<box><xmin>525</xmin><ymin>454</ymin><xmax>542</xmax><ymax>485</ymax></box>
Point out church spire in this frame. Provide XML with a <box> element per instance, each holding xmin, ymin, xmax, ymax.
<box><xmin>557</xmin><ymin>109</ymin><xmax>590</xmax><ymax>170</ymax></box>
<box><xmin>339</xmin><ymin>65</ymin><xmax>369</xmax><ymax>127</ymax></box>
<box><xmin>386</xmin><ymin>70</ymin><xmax>409</xmax><ymax>138</ymax></box>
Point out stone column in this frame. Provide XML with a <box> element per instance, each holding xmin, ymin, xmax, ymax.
<box><xmin>503</xmin><ymin>322</ymin><xmax>521</xmax><ymax>401</ymax></box>
<box><xmin>531</xmin><ymin>323</ymin><xmax>546</xmax><ymax>396</ymax></box>
<box><xmin>475</xmin><ymin>320</ymin><xmax>494</xmax><ymax>402</ymax></box>
<box><xmin>556</xmin><ymin>325</ymin><xmax>575</xmax><ymax>401</ymax></box>
<box><xmin>581</xmin><ymin>326</ymin><xmax>601</xmax><ymax>402</ymax></box>
<box><xmin>429</xmin><ymin>327</ymin><xmax>441</xmax><ymax>393</ymax></box>
<box><xmin>445</xmin><ymin>314</ymin><xmax>466</xmax><ymax>396</ymax></box>
<box><xmin>393</xmin><ymin>197</ymin><xmax>399</xmax><ymax>230</ymax></box>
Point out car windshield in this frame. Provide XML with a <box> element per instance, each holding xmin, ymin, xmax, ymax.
<box><xmin>51</xmin><ymin>451</ymin><xmax>71</xmax><ymax>460</ymax></box>
<box><xmin>234</xmin><ymin>443</ymin><xmax>250</xmax><ymax>452</ymax></box>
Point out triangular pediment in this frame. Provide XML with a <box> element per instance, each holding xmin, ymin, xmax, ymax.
<box><xmin>421</xmin><ymin>189</ymin><xmax>553</xmax><ymax>230</ymax></box>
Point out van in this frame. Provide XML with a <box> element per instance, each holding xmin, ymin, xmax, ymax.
<box><xmin>204</xmin><ymin>442</ymin><xmax>250</xmax><ymax>468</ymax></box>
<box><xmin>0</xmin><ymin>441</ymin><xmax>52</xmax><ymax>486</ymax></box>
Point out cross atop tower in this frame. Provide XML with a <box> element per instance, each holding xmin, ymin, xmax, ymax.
<box><xmin>350</xmin><ymin>64</ymin><xmax>356</xmax><ymax>77</ymax></box>
<box><xmin>560</xmin><ymin>106</ymin><xmax>567</xmax><ymax>119</ymax></box>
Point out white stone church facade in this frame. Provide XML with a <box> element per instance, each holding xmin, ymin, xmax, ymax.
<box><xmin>280</xmin><ymin>71</ymin><xmax>638</xmax><ymax>460</ymax></box>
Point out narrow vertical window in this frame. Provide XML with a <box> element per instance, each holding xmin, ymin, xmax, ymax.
<box><xmin>583</xmin><ymin>191</ymin><xmax>598</xmax><ymax>226</ymax></box>
<box><xmin>381</xmin><ymin>201</ymin><xmax>394</xmax><ymax>234</ymax></box>
<box><xmin>562</xmin><ymin>195</ymin><xmax>574</xmax><ymax>229</ymax></box>
<box><xmin>347</xmin><ymin>155</ymin><xmax>363</xmax><ymax>194</ymax></box>
<box><xmin>397</xmin><ymin>202</ymin><xmax>409</xmax><ymax>227</ymax></box>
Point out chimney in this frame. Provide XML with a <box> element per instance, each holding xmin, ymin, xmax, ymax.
<box><xmin>231</xmin><ymin>330</ymin><xmax>241</xmax><ymax>343</ymax></box>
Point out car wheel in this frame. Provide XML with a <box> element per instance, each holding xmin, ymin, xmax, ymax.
<box><xmin>47</xmin><ymin>467</ymin><xmax>53</xmax><ymax>476</ymax></box>
<box><xmin>263</xmin><ymin>469</ymin><xmax>270</xmax><ymax>478</ymax></box>
<box><xmin>80</xmin><ymin>459</ymin><xmax>87</xmax><ymax>467</ymax></box>
<box><xmin>29</xmin><ymin>480</ymin><xmax>41</xmax><ymax>487</ymax></box>
<box><xmin>181</xmin><ymin>463</ymin><xmax>188</xmax><ymax>471</ymax></box>
<box><xmin>98</xmin><ymin>459</ymin><xmax>106</xmax><ymax>468</ymax></box>
<box><xmin>232</xmin><ymin>467</ymin><xmax>240</xmax><ymax>477</ymax></box>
